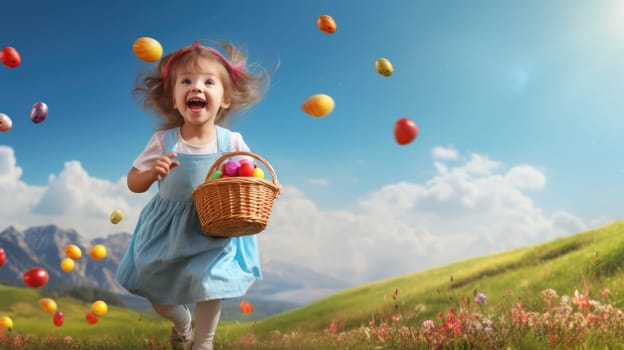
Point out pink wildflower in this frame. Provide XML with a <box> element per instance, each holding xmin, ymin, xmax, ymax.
<box><xmin>573</xmin><ymin>290</ymin><xmax>591</xmax><ymax>309</ymax></box>
<box><xmin>423</xmin><ymin>320</ymin><xmax>435</xmax><ymax>329</ymax></box>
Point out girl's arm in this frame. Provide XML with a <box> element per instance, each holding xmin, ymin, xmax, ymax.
<box><xmin>127</xmin><ymin>152</ymin><xmax>179</xmax><ymax>193</ymax></box>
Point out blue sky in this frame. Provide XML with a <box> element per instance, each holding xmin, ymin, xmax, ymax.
<box><xmin>1</xmin><ymin>0</ymin><xmax>623</xmax><ymax>297</ymax></box>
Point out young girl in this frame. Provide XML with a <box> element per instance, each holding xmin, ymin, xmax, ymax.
<box><xmin>116</xmin><ymin>40</ymin><xmax>272</xmax><ymax>350</ymax></box>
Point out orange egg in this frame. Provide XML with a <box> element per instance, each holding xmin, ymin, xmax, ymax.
<box><xmin>39</xmin><ymin>298</ymin><xmax>58</xmax><ymax>314</ymax></box>
<box><xmin>239</xmin><ymin>301</ymin><xmax>254</xmax><ymax>315</ymax></box>
<box><xmin>302</xmin><ymin>94</ymin><xmax>335</xmax><ymax>118</ymax></box>
<box><xmin>65</xmin><ymin>244</ymin><xmax>82</xmax><ymax>260</ymax></box>
<box><xmin>89</xmin><ymin>245</ymin><xmax>107</xmax><ymax>261</ymax></box>
<box><xmin>132</xmin><ymin>37</ymin><xmax>163</xmax><ymax>62</ymax></box>
<box><xmin>317</xmin><ymin>15</ymin><xmax>336</xmax><ymax>34</ymax></box>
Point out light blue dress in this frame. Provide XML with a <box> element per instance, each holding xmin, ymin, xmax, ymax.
<box><xmin>116</xmin><ymin>126</ymin><xmax>262</xmax><ymax>305</ymax></box>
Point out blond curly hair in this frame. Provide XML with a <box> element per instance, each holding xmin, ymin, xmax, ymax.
<box><xmin>134</xmin><ymin>40</ymin><xmax>271</xmax><ymax>130</ymax></box>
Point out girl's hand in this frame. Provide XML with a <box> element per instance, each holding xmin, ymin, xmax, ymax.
<box><xmin>152</xmin><ymin>152</ymin><xmax>180</xmax><ymax>181</ymax></box>
<box><xmin>276</xmin><ymin>182</ymin><xmax>283</xmax><ymax>198</ymax></box>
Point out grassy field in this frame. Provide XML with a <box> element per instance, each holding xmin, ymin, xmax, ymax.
<box><xmin>1</xmin><ymin>220</ymin><xmax>624</xmax><ymax>349</ymax></box>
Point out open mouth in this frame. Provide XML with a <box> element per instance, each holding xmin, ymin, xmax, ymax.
<box><xmin>187</xmin><ymin>98</ymin><xmax>206</xmax><ymax>111</ymax></box>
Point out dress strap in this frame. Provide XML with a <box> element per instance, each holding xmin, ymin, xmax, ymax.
<box><xmin>216</xmin><ymin>126</ymin><xmax>232</xmax><ymax>153</ymax></box>
<box><xmin>163</xmin><ymin>127</ymin><xmax>179</xmax><ymax>153</ymax></box>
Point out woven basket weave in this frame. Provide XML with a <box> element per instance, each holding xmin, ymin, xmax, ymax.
<box><xmin>192</xmin><ymin>151</ymin><xmax>280</xmax><ymax>237</ymax></box>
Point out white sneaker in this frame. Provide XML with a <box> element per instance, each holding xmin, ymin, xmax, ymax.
<box><xmin>170</xmin><ymin>326</ymin><xmax>194</xmax><ymax>350</ymax></box>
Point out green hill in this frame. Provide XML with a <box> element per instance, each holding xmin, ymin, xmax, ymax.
<box><xmin>219</xmin><ymin>221</ymin><xmax>624</xmax><ymax>339</ymax></box>
<box><xmin>0</xmin><ymin>284</ymin><xmax>168</xmax><ymax>347</ymax></box>
<box><xmin>2</xmin><ymin>221</ymin><xmax>623</xmax><ymax>349</ymax></box>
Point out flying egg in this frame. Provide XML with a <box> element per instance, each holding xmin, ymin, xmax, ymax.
<box><xmin>30</xmin><ymin>102</ymin><xmax>48</xmax><ymax>124</ymax></box>
<box><xmin>239</xmin><ymin>301</ymin><xmax>254</xmax><ymax>315</ymax></box>
<box><xmin>89</xmin><ymin>244</ymin><xmax>107</xmax><ymax>260</ymax></box>
<box><xmin>1</xmin><ymin>47</ymin><xmax>21</xmax><ymax>68</ymax></box>
<box><xmin>60</xmin><ymin>257</ymin><xmax>75</xmax><ymax>272</ymax></box>
<box><xmin>23</xmin><ymin>267</ymin><xmax>49</xmax><ymax>288</ymax></box>
<box><xmin>65</xmin><ymin>244</ymin><xmax>82</xmax><ymax>260</ymax></box>
<box><xmin>301</xmin><ymin>94</ymin><xmax>335</xmax><ymax>118</ymax></box>
<box><xmin>110</xmin><ymin>209</ymin><xmax>124</xmax><ymax>224</ymax></box>
<box><xmin>39</xmin><ymin>298</ymin><xmax>58</xmax><ymax>314</ymax></box>
<box><xmin>375</xmin><ymin>58</ymin><xmax>394</xmax><ymax>77</ymax></box>
<box><xmin>133</xmin><ymin>37</ymin><xmax>163</xmax><ymax>62</ymax></box>
<box><xmin>317</xmin><ymin>15</ymin><xmax>337</xmax><ymax>34</ymax></box>
<box><xmin>0</xmin><ymin>316</ymin><xmax>13</xmax><ymax>329</ymax></box>
<box><xmin>0</xmin><ymin>113</ymin><xmax>12</xmax><ymax>132</ymax></box>
<box><xmin>394</xmin><ymin>118</ymin><xmax>419</xmax><ymax>145</ymax></box>
<box><xmin>91</xmin><ymin>300</ymin><xmax>108</xmax><ymax>317</ymax></box>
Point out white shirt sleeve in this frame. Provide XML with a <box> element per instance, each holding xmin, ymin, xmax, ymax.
<box><xmin>231</xmin><ymin>131</ymin><xmax>250</xmax><ymax>152</ymax></box>
<box><xmin>230</xmin><ymin>131</ymin><xmax>258</xmax><ymax>166</ymax></box>
<box><xmin>132</xmin><ymin>131</ymin><xmax>165</xmax><ymax>172</ymax></box>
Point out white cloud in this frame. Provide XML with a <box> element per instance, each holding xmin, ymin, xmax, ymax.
<box><xmin>0</xmin><ymin>147</ymin><xmax>150</xmax><ymax>239</ymax></box>
<box><xmin>431</xmin><ymin>146</ymin><xmax>458</xmax><ymax>161</ymax></box>
<box><xmin>260</xmin><ymin>150</ymin><xmax>595</xmax><ymax>285</ymax></box>
<box><xmin>308</xmin><ymin>178</ymin><xmax>329</xmax><ymax>186</ymax></box>
<box><xmin>0</xmin><ymin>145</ymin><xmax>600</xmax><ymax>288</ymax></box>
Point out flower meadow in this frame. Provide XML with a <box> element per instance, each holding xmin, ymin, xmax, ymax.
<box><xmin>3</xmin><ymin>284</ymin><xmax>624</xmax><ymax>349</ymax></box>
<box><xmin>216</xmin><ymin>285</ymin><xmax>624</xmax><ymax>350</ymax></box>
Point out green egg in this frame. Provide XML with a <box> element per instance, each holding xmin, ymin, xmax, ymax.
<box><xmin>209</xmin><ymin>170</ymin><xmax>223</xmax><ymax>180</ymax></box>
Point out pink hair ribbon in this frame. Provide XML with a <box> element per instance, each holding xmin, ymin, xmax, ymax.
<box><xmin>162</xmin><ymin>41</ymin><xmax>246</xmax><ymax>84</ymax></box>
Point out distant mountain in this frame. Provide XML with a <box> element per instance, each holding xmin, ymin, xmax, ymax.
<box><xmin>0</xmin><ymin>225</ymin><xmax>349</xmax><ymax>313</ymax></box>
<box><xmin>0</xmin><ymin>225</ymin><xmax>129</xmax><ymax>294</ymax></box>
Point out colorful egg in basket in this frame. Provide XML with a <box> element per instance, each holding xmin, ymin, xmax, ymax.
<box><xmin>192</xmin><ymin>151</ymin><xmax>280</xmax><ymax>237</ymax></box>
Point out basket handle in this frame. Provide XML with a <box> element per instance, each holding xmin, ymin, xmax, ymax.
<box><xmin>205</xmin><ymin>151</ymin><xmax>279</xmax><ymax>185</ymax></box>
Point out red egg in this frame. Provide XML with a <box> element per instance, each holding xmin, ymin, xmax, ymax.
<box><xmin>0</xmin><ymin>248</ymin><xmax>6</xmax><ymax>266</ymax></box>
<box><xmin>1</xmin><ymin>47</ymin><xmax>21</xmax><ymax>68</ymax></box>
<box><xmin>53</xmin><ymin>311</ymin><xmax>64</xmax><ymax>327</ymax></box>
<box><xmin>394</xmin><ymin>118</ymin><xmax>419</xmax><ymax>145</ymax></box>
<box><xmin>85</xmin><ymin>311</ymin><xmax>99</xmax><ymax>324</ymax></box>
<box><xmin>23</xmin><ymin>267</ymin><xmax>49</xmax><ymax>288</ymax></box>
<box><xmin>238</xmin><ymin>162</ymin><xmax>255</xmax><ymax>177</ymax></box>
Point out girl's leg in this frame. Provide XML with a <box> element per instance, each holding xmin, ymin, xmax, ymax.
<box><xmin>152</xmin><ymin>304</ymin><xmax>193</xmax><ymax>348</ymax></box>
<box><xmin>192</xmin><ymin>299</ymin><xmax>222</xmax><ymax>350</ymax></box>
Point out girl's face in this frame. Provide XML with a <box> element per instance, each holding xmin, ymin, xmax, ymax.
<box><xmin>172</xmin><ymin>56</ymin><xmax>231</xmax><ymax>127</ymax></box>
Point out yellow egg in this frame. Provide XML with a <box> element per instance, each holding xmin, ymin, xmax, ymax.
<box><xmin>301</xmin><ymin>94</ymin><xmax>335</xmax><ymax>118</ymax></box>
<box><xmin>252</xmin><ymin>167</ymin><xmax>265</xmax><ymax>179</ymax></box>
<box><xmin>60</xmin><ymin>257</ymin><xmax>75</xmax><ymax>272</ymax></box>
<box><xmin>0</xmin><ymin>316</ymin><xmax>13</xmax><ymax>329</ymax></box>
<box><xmin>39</xmin><ymin>298</ymin><xmax>58</xmax><ymax>314</ymax></box>
<box><xmin>89</xmin><ymin>244</ymin><xmax>107</xmax><ymax>261</ymax></box>
<box><xmin>91</xmin><ymin>300</ymin><xmax>108</xmax><ymax>317</ymax></box>
<box><xmin>133</xmin><ymin>37</ymin><xmax>163</xmax><ymax>63</ymax></box>
<box><xmin>65</xmin><ymin>244</ymin><xmax>82</xmax><ymax>260</ymax></box>
<box><xmin>109</xmin><ymin>209</ymin><xmax>124</xmax><ymax>224</ymax></box>
<box><xmin>375</xmin><ymin>58</ymin><xmax>394</xmax><ymax>77</ymax></box>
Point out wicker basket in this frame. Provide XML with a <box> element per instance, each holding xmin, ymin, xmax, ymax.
<box><xmin>192</xmin><ymin>151</ymin><xmax>280</xmax><ymax>237</ymax></box>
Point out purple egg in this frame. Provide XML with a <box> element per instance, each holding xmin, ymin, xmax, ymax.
<box><xmin>30</xmin><ymin>102</ymin><xmax>48</xmax><ymax>124</ymax></box>
<box><xmin>223</xmin><ymin>160</ymin><xmax>240</xmax><ymax>177</ymax></box>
